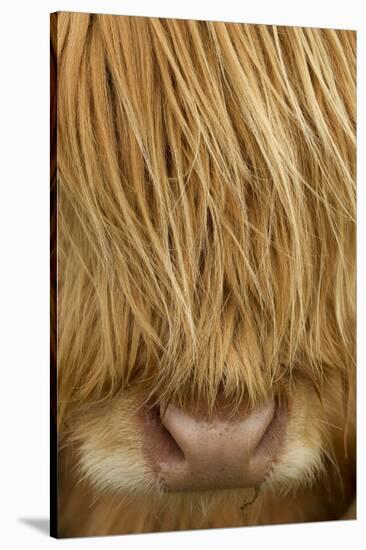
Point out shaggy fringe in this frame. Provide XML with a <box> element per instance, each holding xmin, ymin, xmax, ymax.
<box><xmin>54</xmin><ymin>15</ymin><xmax>356</xmax><ymax>428</ymax></box>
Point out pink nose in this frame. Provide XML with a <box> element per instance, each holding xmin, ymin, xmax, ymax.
<box><xmin>156</xmin><ymin>399</ymin><xmax>284</xmax><ymax>492</ymax></box>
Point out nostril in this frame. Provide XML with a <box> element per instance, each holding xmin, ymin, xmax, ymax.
<box><xmin>146</xmin><ymin>405</ymin><xmax>185</xmax><ymax>464</ymax></box>
<box><xmin>158</xmin><ymin>407</ymin><xmax>186</xmax><ymax>462</ymax></box>
<box><xmin>252</xmin><ymin>398</ymin><xmax>287</xmax><ymax>461</ymax></box>
<box><xmin>159</xmin><ymin>403</ymin><xmax>196</xmax><ymax>459</ymax></box>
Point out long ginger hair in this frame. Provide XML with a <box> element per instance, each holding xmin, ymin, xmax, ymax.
<box><xmin>51</xmin><ymin>13</ymin><xmax>356</xmax><ymax>536</ymax></box>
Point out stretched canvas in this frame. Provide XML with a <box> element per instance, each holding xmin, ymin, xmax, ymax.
<box><xmin>50</xmin><ymin>11</ymin><xmax>356</xmax><ymax>538</ymax></box>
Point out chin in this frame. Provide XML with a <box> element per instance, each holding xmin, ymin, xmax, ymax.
<box><xmin>52</xmin><ymin>13</ymin><xmax>356</xmax><ymax>538</ymax></box>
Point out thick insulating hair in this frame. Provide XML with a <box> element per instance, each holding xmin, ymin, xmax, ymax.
<box><xmin>54</xmin><ymin>14</ymin><xmax>356</xmax><ymax>428</ymax></box>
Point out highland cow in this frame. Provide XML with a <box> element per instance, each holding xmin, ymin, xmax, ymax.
<box><xmin>51</xmin><ymin>12</ymin><xmax>356</xmax><ymax>537</ymax></box>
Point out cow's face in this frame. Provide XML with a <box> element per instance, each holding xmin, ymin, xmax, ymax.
<box><xmin>56</xmin><ymin>14</ymin><xmax>355</xmax><ymax>509</ymax></box>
